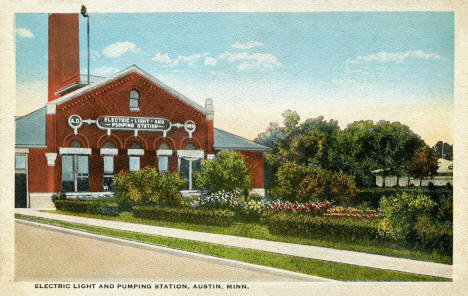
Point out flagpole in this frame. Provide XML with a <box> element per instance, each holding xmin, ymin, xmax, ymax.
<box><xmin>81</xmin><ymin>5</ymin><xmax>90</xmax><ymax>85</ymax></box>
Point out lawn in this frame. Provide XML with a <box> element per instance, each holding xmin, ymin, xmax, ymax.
<box><xmin>44</xmin><ymin>210</ymin><xmax>451</xmax><ymax>264</ymax></box>
<box><xmin>15</xmin><ymin>213</ymin><xmax>450</xmax><ymax>282</ymax></box>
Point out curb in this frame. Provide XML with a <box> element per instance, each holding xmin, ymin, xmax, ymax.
<box><xmin>15</xmin><ymin>218</ymin><xmax>334</xmax><ymax>282</ymax></box>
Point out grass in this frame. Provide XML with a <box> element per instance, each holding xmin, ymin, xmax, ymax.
<box><xmin>15</xmin><ymin>213</ymin><xmax>450</xmax><ymax>282</ymax></box>
<box><xmin>45</xmin><ymin>210</ymin><xmax>452</xmax><ymax>265</ymax></box>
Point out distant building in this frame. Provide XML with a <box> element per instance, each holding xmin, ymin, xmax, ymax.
<box><xmin>372</xmin><ymin>158</ymin><xmax>453</xmax><ymax>187</ymax></box>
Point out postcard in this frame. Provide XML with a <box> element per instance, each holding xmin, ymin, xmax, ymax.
<box><xmin>1</xmin><ymin>1</ymin><xmax>467</xmax><ymax>295</ymax></box>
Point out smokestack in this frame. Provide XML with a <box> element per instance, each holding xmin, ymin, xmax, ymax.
<box><xmin>48</xmin><ymin>14</ymin><xmax>80</xmax><ymax>101</ymax></box>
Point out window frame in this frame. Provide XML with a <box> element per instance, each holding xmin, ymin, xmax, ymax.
<box><xmin>61</xmin><ymin>154</ymin><xmax>89</xmax><ymax>193</ymax></box>
<box><xmin>129</xmin><ymin>89</ymin><xmax>140</xmax><ymax>112</ymax></box>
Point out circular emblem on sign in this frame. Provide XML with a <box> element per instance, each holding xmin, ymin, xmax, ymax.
<box><xmin>68</xmin><ymin>114</ymin><xmax>83</xmax><ymax>129</ymax></box>
<box><xmin>184</xmin><ymin>120</ymin><xmax>196</xmax><ymax>133</ymax></box>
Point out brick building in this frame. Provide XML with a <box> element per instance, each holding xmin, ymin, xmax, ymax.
<box><xmin>14</xmin><ymin>14</ymin><xmax>270</xmax><ymax>208</ymax></box>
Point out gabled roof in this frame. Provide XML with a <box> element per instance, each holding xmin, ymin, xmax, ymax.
<box><xmin>214</xmin><ymin>128</ymin><xmax>271</xmax><ymax>152</ymax></box>
<box><xmin>47</xmin><ymin>65</ymin><xmax>207</xmax><ymax>115</ymax></box>
<box><xmin>15</xmin><ymin>107</ymin><xmax>46</xmax><ymax>147</ymax></box>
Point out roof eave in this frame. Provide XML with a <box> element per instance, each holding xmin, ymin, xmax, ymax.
<box><xmin>47</xmin><ymin>65</ymin><xmax>207</xmax><ymax>115</ymax></box>
<box><xmin>214</xmin><ymin>146</ymin><xmax>272</xmax><ymax>152</ymax></box>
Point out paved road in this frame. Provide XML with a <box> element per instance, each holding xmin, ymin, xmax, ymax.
<box><xmin>15</xmin><ymin>222</ymin><xmax>308</xmax><ymax>281</ymax></box>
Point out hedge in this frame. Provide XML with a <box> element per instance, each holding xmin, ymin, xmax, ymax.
<box><xmin>132</xmin><ymin>206</ymin><xmax>235</xmax><ymax>226</ymax></box>
<box><xmin>54</xmin><ymin>199</ymin><xmax>120</xmax><ymax>216</ymax></box>
<box><xmin>266</xmin><ymin>213</ymin><xmax>380</xmax><ymax>241</ymax></box>
<box><xmin>350</xmin><ymin>187</ymin><xmax>452</xmax><ymax>209</ymax></box>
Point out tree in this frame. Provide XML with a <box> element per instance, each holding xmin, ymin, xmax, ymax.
<box><xmin>337</xmin><ymin>120</ymin><xmax>424</xmax><ymax>187</ymax></box>
<box><xmin>282</xmin><ymin>109</ymin><xmax>300</xmax><ymax>131</ymax></box>
<box><xmin>254</xmin><ymin>121</ymin><xmax>284</xmax><ymax>150</ymax></box>
<box><xmin>193</xmin><ymin>151</ymin><xmax>252</xmax><ymax>193</ymax></box>
<box><xmin>432</xmin><ymin>141</ymin><xmax>453</xmax><ymax>160</ymax></box>
<box><xmin>408</xmin><ymin>145</ymin><xmax>439</xmax><ymax>186</ymax></box>
<box><xmin>277</xmin><ymin>115</ymin><xmax>340</xmax><ymax>170</ymax></box>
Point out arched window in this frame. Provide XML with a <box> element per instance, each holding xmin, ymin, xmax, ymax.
<box><xmin>103</xmin><ymin>141</ymin><xmax>115</xmax><ymax>148</ymax></box>
<box><xmin>129</xmin><ymin>90</ymin><xmax>139</xmax><ymax>111</ymax></box>
<box><xmin>185</xmin><ymin>143</ymin><xmax>196</xmax><ymax>150</ymax></box>
<box><xmin>70</xmin><ymin>140</ymin><xmax>82</xmax><ymax>148</ymax></box>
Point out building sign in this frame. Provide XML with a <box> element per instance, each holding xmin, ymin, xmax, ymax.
<box><xmin>68</xmin><ymin>114</ymin><xmax>196</xmax><ymax>138</ymax></box>
<box><xmin>68</xmin><ymin>115</ymin><xmax>83</xmax><ymax>135</ymax></box>
<box><xmin>96</xmin><ymin>116</ymin><xmax>171</xmax><ymax>131</ymax></box>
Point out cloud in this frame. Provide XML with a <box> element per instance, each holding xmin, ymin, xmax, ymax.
<box><xmin>178</xmin><ymin>52</ymin><xmax>209</xmax><ymax>65</ymax></box>
<box><xmin>16</xmin><ymin>27</ymin><xmax>33</xmax><ymax>38</ymax></box>
<box><xmin>204</xmin><ymin>57</ymin><xmax>217</xmax><ymax>66</ymax></box>
<box><xmin>156</xmin><ymin>52</ymin><xmax>210</xmax><ymax>67</ymax></box>
<box><xmin>90</xmin><ymin>49</ymin><xmax>101</xmax><ymax>61</ymax></box>
<box><xmin>218</xmin><ymin>51</ymin><xmax>282</xmax><ymax>71</ymax></box>
<box><xmin>92</xmin><ymin>66</ymin><xmax>120</xmax><ymax>77</ymax></box>
<box><xmin>346</xmin><ymin>50</ymin><xmax>441</xmax><ymax>64</ymax></box>
<box><xmin>103</xmin><ymin>41</ymin><xmax>140</xmax><ymax>57</ymax></box>
<box><xmin>232</xmin><ymin>41</ymin><xmax>264</xmax><ymax>49</ymax></box>
<box><xmin>152</xmin><ymin>52</ymin><xmax>172</xmax><ymax>64</ymax></box>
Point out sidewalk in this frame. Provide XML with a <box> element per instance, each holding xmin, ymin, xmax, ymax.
<box><xmin>15</xmin><ymin>208</ymin><xmax>452</xmax><ymax>279</ymax></box>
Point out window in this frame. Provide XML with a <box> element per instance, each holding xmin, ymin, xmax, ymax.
<box><xmin>15</xmin><ymin>155</ymin><xmax>26</xmax><ymax>170</ymax></box>
<box><xmin>62</xmin><ymin>155</ymin><xmax>89</xmax><ymax>193</ymax></box>
<box><xmin>178</xmin><ymin>143</ymin><xmax>202</xmax><ymax>190</ymax></box>
<box><xmin>129</xmin><ymin>157</ymin><xmax>140</xmax><ymax>172</ymax></box>
<box><xmin>61</xmin><ymin>141</ymin><xmax>89</xmax><ymax>193</ymax></box>
<box><xmin>70</xmin><ymin>140</ymin><xmax>81</xmax><ymax>148</ymax></box>
<box><xmin>102</xmin><ymin>141</ymin><xmax>115</xmax><ymax>191</ymax></box>
<box><xmin>129</xmin><ymin>143</ymin><xmax>141</xmax><ymax>172</ymax></box>
<box><xmin>157</xmin><ymin>143</ymin><xmax>170</xmax><ymax>174</ymax></box>
<box><xmin>130</xmin><ymin>90</ymin><xmax>139</xmax><ymax>111</ymax></box>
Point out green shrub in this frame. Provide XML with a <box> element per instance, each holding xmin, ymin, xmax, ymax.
<box><xmin>113</xmin><ymin>167</ymin><xmax>186</xmax><ymax>209</ymax></box>
<box><xmin>193</xmin><ymin>151</ymin><xmax>252</xmax><ymax>193</ymax></box>
<box><xmin>132</xmin><ymin>206</ymin><xmax>235</xmax><ymax>226</ymax></box>
<box><xmin>268</xmin><ymin>162</ymin><xmax>309</xmax><ymax>202</ymax></box>
<box><xmin>349</xmin><ymin>188</ymin><xmax>406</xmax><ymax>209</ymax></box>
<box><xmin>413</xmin><ymin>215</ymin><xmax>452</xmax><ymax>253</ymax></box>
<box><xmin>54</xmin><ymin>199</ymin><xmax>119</xmax><ymax>216</ymax></box>
<box><xmin>246</xmin><ymin>192</ymin><xmax>264</xmax><ymax>202</ymax></box>
<box><xmin>266</xmin><ymin>213</ymin><xmax>379</xmax><ymax>241</ymax></box>
<box><xmin>269</xmin><ymin>162</ymin><xmax>356</xmax><ymax>204</ymax></box>
<box><xmin>51</xmin><ymin>193</ymin><xmax>66</xmax><ymax>202</ymax></box>
<box><xmin>351</xmin><ymin>187</ymin><xmax>453</xmax><ymax>210</ymax></box>
<box><xmin>378</xmin><ymin>192</ymin><xmax>436</xmax><ymax>241</ymax></box>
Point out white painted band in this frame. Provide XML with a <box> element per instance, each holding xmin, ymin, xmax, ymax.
<box><xmin>59</xmin><ymin>147</ymin><xmax>92</xmax><ymax>155</ymax></box>
<box><xmin>100</xmin><ymin>148</ymin><xmax>118</xmax><ymax>156</ymax></box>
<box><xmin>156</xmin><ymin>149</ymin><xmax>173</xmax><ymax>156</ymax></box>
<box><xmin>128</xmin><ymin>148</ymin><xmax>144</xmax><ymax>156</ymax></box>
<box><xmin>177</xmin><ymin>149</ymin><xmax>204</xmax><ymax>159</ymax></box>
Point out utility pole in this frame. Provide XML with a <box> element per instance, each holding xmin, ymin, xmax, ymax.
<box><xmin>80</xmin><ymin>5</ymin><xmax>90</xmax><ymax>84</ymax></box>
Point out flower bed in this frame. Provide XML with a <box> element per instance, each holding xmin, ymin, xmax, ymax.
<box><xmin>324</xmin><ymin>207</ymin><xmax>381</xmax><ymax>219</ymax></box>
<box><xmin>54</xmin><ymin>199</ymin><xmax>120</xmax><ymax>216</ymax></box>
<box><xmin>267</xmin><ymin>200</ymin><xmax>332</xmax><ymax>215</ymax></box>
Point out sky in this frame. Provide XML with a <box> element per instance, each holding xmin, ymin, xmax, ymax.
<box><xmin>15</xmin><ymin>12</ymin><xmax>453</xmax><ymax>146</ymax></box>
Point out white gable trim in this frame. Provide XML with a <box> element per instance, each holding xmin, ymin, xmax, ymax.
<box><xmin>47</xmin><ymin>65</ymin><xmax>207</xmax><ymax>115</ymax></box>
